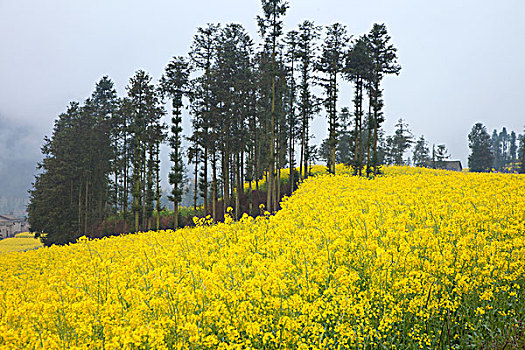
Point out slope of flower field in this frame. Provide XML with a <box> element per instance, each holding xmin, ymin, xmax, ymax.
<box><xmin>1</xmin><ymin>166</ymin><xmax>524</xmax><ymax>349</ymax></box>
<box><xmin>0</xmin><ymin>232</ymin><xmax>42</xmax><ymax>254</ymax></box>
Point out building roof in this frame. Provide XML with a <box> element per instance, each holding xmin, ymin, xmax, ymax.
<box><xmin>0</xmin><ymin>214</ymin><xmax>22</xmax><ymax>222</ymax></box>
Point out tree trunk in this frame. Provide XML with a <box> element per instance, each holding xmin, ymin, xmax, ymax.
<box><xmin>155</xmin><ymin>145</ymin><xmax>161</xmax><ymax>231</ymax></box>
<box><xmin>366</xmin><ymin>91</ymin><xmax>373</xmax><ymax>177</ymax></box>
<box><xmin>267</xmin><ymin>8</ymin><xmax>278</xmax><ymax>213</ymax></box>
<box><xmin>203</xmin><ymin>147</ymin><xmax>208</xmax><ymax>216</ymax></box>
<box><xmin>248</xmin><ymin>170</ymin><xmax>253</xmax><ymax>215</ymax></box>
<box><xmin>276</xmin><ymin>167</ymin><xmax>281</xmax><ymax>209</ymax></box>
<box><xmin>303</xmin><ymin>112</ymin><xmax>310</xmax><ymax>179</ymax></box>
<box><xmin>114</xmin><ymin>167</ymin><xmax>119</xmax><ymax>232</ymax></box>
<box><xmin>353</xmin><ymin>77</ymin><xmax>363</xmax><ymax>176</ymax></box>
<box><xmin>141</xmin><ymin>149</ymin><xmax>147</xmax><ymax>231</ymax></box>
<box><xmin>146</xmin><ymin>147</ymin><xmax>154</xmax><ymax>231</ymax></box>
<box><xmin>331</xmin><ymin>72</ymin><xmax>337</xmax><ymax>174</ymax></box>
<box><xmin>255</xmin><ymin>135</ymin><xmax>260</xmax><ymax>191</ymax></box>
<box><xmin>289</xmin><ymin>48</ymin><xmax>296</xmax><ymax>194</ymax></box>
<box><xmin>194</xmin><ymin>150</ymin><xmax>198</xmax><ymax>212</ymax></box>
<box><xmin>133</xmin><ymin>143</ymin><xmax>141</xmax><ymax>232</ymax></box>
<box><xmin>78</xmin><ymin>182</ymin><xmax>83</xmax><ymax>235</ymax></box>
<box><xmin>123</xmin><ymin>141</ymin><xmax>128</xmax><ymax>222</ymax></box>
<box><xmin>134</xmin><ymin>177</ymin><xmax>140</xmax><ymax>233</ymax></box>
<box><xmin>230</xmin><ymin>154</ymin><xmax>235</xmax><ymax>209</ymax></box>
<box><xmin>289</xmin><ymin>131</ymin><xmax>294</xmax><ymax>194</ymax></box>
<box><xmin>267</xmin><ymin>148</ymin><xmax>274</xmax><ymax>213</ymax></box>
<box><xmin>84</xmin><ymin>180</ymin><xmax>89</xmax><ymax>235</ymax></box>
<box><xmin>212</xmin><ymin>151</ymin><xmax>217</xmax><ymax>221</ymax></box>
<box><xmin>373</xmin><ymin>80</ymin><xmax>380</xmax><ymax>176</ymax></box>
<box><xmin>240</xmin><ymin>150</ymin><xmax>244</xmax><ymax>192</ymax></box>
<box><xmin>276</xmin><ymin>109</ymin><xmax>282</xmax><ymax>210</ymax></box>
<box><xmin>235</xmin><ymin>153</ymin><xmax>241</xmax><ymax>220</ymax></box>
<box><xmin>222</xmin><ymin>145</ymin><xmax>229</xmax><ymax>217</ymax></box>
<box><xmin>173</xmin><ymin>201</ymin><xmax>178</xmax><ymax>229</ymax></box>
<box><xmin>300</xmin><ymin>115</ymin><xmax>305</xmax><ymax>181</ymax></box>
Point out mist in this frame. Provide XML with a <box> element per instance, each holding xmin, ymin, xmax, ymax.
<box><xmin>0</xmin><ymin>115</ymin><xmax>42</xmax><ymax>216</ymax></box>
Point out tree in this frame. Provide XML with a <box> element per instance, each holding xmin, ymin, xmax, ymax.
<box><xmin>29</xmin><ymin>5</ymin><xmax>411</xmax><ymax>236</ymax></box>
<box><xmin>28</xmin><ymin>103</ymin><xmax>83</xmax><ymax>246</ymax></box>
<box><xmin>187</xmin><ymin>134</ymin><xmax>200</xmax><ymax>211</ymax></box>
<box><xmin>367</xmin><ymin>23</ymin><xmax>401</xmax><ymax>176</ymax></box>
<box><xmin>335</xmin><ymin>107</ymin><xmax>352</xmax><ymax>165</ymax></box>
<box><xmin>488</xmin><ymin>127</ymin><xmax>521</xmax><ymax>171</ymax></box>
<box><xmin>211</xmin><ymin>23</ymin><xmax>254</xmax><ymax>218</ymax></box>
<box><xmin>317</xmin><ymin>23</ymin><xmax>349</xmax><ymax>174</ymax></box>
<box><xmin>412</xmin><ymin>135</ymin><xmax>431</xmax><ymax>167</ymax></box>
<box><xmin>501</xmin><ymin>128</ymin><xmax>510</xmax><ymax>165</ymax></box>
<box><xmin>126</xmin><ymin>70</ymin><xmax>165</xmax><ymax>232</ymax></box>
<box><xmin>112</xmin><ymin>98</ymin><xmax>133</xmax><ymax>227</ymax></box>
<box><xmin>81</xmin><ymin>77</ymin><xmax>118</xmax><ymax>234</ymax></box>
<box><xmin>491</xmin><ymin>129</ymin><xmax>503</xmax><ymax>171</ymax></box>
<box><xmin>28</xmin><ymin>77</ymin><xmax>118</xmax><ymax>245</ymax></box>
<box><xmin>382</xmin><ymin>136</ymin><xmax>395</xmax><ymax>165</ymax></box>
<box><xmin>389</xmin><ymin>118</ymin><xmax>413</xmax><ymax>165</ymax></box>
<box><xmin>518</xmin><ymin>130</ymin><xmax>525</xmax><ymax>174</ymax></box>
<box><xmin>160</xmin><ymin>56</ymin><xmax>190</xmax><ymax>229</ymax></box>
<box><xmin>431</xmin><ymin>144</ymin><xmax>449</xmax><ymax>169</ymax></box>
<box><xmin>284</xmin><ymin>29</ymin><xmax>299</xmax><ymax>193</ymax></box>
<box><xmin>510</xmin><ymin>131</ymin><xmax>518</xmax><ymax>163</ymax></box>
<box><xmin>273</xmin><ymin>48</ymin><xmax>289</xmax><ymax>211</ymax></box>
<box><xmin>257</xmin><ymin>0</ymin><xmax>288</xmax><ymax>212</ymax></box>
<box><xmin>318</xmin><ymin>138</ymin><xmax>330</xmax><ymax>165</ymax></box>
<box><xmin>468</xmin><ymin>123</ymin><xmax>494</xmax><ymax>172</ymax></box>
<box><xmin>297</xmin><ymin>20</ymin><xmax>321</xmax><ymax>181</ymax></box>
<box><xmin>196</xmin><ymin>23</ymin><xmax>255</xmax><ymax>219</ymax></box>
<box><xmin>345</xmin><ymin>36</ymin><xmax>372</xmax><ymax>176</ymax></box>
<box><xmin>189</xmin><ymin>23</ymin><xmax>220</xmax><ymax>219</ymax></box>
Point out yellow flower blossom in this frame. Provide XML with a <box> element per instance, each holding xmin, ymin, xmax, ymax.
<box><xmin>0</xmin><ymin>166</ymin><xmax>523</xmax><ymax>349</ymax></box>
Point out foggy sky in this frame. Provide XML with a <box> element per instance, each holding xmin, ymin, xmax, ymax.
<box><xmin>1</xmin><ymin>0</ymin><xmax>524</xmax><ymax>176</ymax></box>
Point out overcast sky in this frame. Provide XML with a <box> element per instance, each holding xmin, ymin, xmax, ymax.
<box><xmin>1</xmin><ymin>0</ymin><xmax>524</xmax><ymax>168</ymax></box>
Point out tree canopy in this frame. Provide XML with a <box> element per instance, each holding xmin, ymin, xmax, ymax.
<box><xmin>28</xmin><ymin>2</ymin><xmax>406</xmax><ymax>245</ymax></box>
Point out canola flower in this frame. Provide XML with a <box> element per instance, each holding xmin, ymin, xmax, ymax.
<box><xmin>0</xmin><ymin>166</ymin><xmax>524</xmax><ymax>349</ymax></box>
<box><xmin>0</xmin><ymin>232</ymin><xmax>42</xmax><ymax>254</ymax></box>
<box><xmin>243</xmin><ymin>163</ymin><xmax>333</xmax><ymax>192</ymax></box>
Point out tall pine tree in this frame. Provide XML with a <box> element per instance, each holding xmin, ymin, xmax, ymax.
<box><xmin>468</xmin><ymin>123</ymin><xmax>494</xmax><ymax>172</ymax></box>
<box><xmin>317</xmin><ymin>23</ymin><xmax>349</xmax><ymax>174</ymax></box>
<box><xmin>257</xmin><ymin>0</ymin><xmax>288</xmax><ymax>212</ymax></box>
<box><xmin>160</xmin><ymin>56</ymin><xmax>190</xmax><ymax>229</ymax></box>
<box><xmin>367</xmin><ymin>23</ymin><xmax>401</xmax><ymax>176</ymax></box>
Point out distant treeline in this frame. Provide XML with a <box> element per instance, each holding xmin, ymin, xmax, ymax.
<box><xmin>468</xmin><ymin>123</ymin><xmax>525</xmax><ymax>173</ymax></box>
<box><xmin>319</xmin><ymin>117</ymin><xmax>454</xmax><ymax>169</ymax></box>
<box><xmin>349</xmin><ymin>120</ymin><xmax>525</xmax><ymax>173</ymax></box>
<box><xmin>29</xmin><ymin>0</ymin><xmax>408</xmax><ymax>246</ymax></box>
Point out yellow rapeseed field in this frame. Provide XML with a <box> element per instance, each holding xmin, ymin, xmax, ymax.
<box><xmin>0</xmin><ymin>166</ymin><xmax>524</xmax><ymax>349</ymax></box>
<box><xmin>0</xmin><ymin>232</ymin><xmax>42</xmax><ymax>254</ymax></box>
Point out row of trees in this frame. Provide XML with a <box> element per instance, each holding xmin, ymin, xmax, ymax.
<box><xmin>318</xmin><ymin>118</ymin><xmax>452</xmax><ymax>169</ymax></box>
<box><xmin>468</xmin><ymin>123</ymin><xmax>525</xmax><ymax>173</ymax></box>
<box><xmin>29</xmin><ymin>0</ymin><xmax>403</xmax><ymax>246</ymax></box>
<box><xmin>28</xmin><ymin>78</ymin><xmax>119</xmax><ymax>245</ymax></box>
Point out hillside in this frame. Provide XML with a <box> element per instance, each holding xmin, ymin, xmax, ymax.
<box><xmin>0</xmin><ymin>166</ymin><xmax>524</xmax><ymax>349</ymax></box>
<box><xmin>0</xmin><ymin>117</ymin><xmax>41</xmax><ymax>217</ymax></box>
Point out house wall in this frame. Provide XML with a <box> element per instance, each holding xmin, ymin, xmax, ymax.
<box><xmin>0</xmin><ymin>223</ymin><xmax>9</xmax><ymax>239</ymax></box>
<box><xmin>0</xmin><ymin>220</ymin><xmax>26</xmax><ymax>239</ymax></box>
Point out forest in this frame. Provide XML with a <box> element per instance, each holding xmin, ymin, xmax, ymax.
<box><xmin>27</xmin><ymin>0</ymin><xmax>525</xmax><ymax>247</ymax></box>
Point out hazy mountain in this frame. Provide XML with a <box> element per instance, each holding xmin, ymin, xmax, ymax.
<box><xmin>0</xmin><ymin>115</ymin><xmax>41</xmax><ymax>217</ymax></box>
